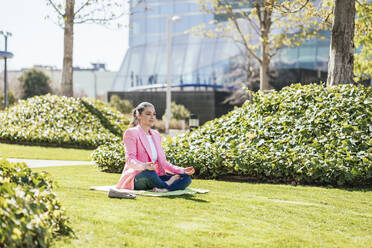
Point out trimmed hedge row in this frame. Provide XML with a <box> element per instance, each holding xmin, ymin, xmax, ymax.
<box><xmin>164</xmin><ymin>84</ymin><xmax>372</xmax><ymax>186</ymax></box>
<box><xmin>0</xmin><ymin>94</ymin><xmax>130</xmax><ymax>148</ymax></box>
<box><xmin>92</xmin><ymin>84</ymin><xmax>372</xmax><ymax>186</ymax></box>
<box><xmin>0</xmin><ymin>159</ymin><xmax>72</xmax><ymax>247</ymax></box>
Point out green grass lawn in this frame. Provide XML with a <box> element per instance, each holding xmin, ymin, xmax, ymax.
<box><xmin>32</xmin><ymin>165</ymin><xmax>372</xmax><ymax>248</ymax></box>
<box><xmin>0</xmin><ymin>143</ymin><xmax>93</xmax><ymax>161</ymax></box>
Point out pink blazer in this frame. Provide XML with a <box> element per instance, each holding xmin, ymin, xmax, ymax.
<box><xmin>116</xmin><ymin>125</ymin><xmax>185</xmax><ymax>190</ymax></box>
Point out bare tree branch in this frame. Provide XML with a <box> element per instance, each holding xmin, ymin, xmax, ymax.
<box><xmin>46</xmin><ymin>0</ymin><xmax>65</xmax><ymax>17</ymax></box>
<box><xmin>231</xmin><ymin>17</ymin><xmax>262</xmax><ymax>64</ymax></box>
<box><xmin>50</xmin><ymin>16</ymin><xmax>65</xmax><ymax>29</ymax></box>
<box><xmin>74</xmin><ymin>0</ymin><xmax>91</xmax><ymax>15</ymax></box>
<box><xmin>270</xmin><ymin>46</ymin><xmax>282</xmax><ymax>58</ymax></box>
<box><xmin>74</xmin><ymin>13</ymin><xmax>125</xmax><ymax>24</ymax></box>
<box><xmin>219</xmin><ymin>0</ymin><xmax>262</xmax><ymax>63</ymax></box>
<box><xmin>356</xmin><ymin>0</ymin><xmax>372</xmax><ymax>11</ymax></box>
<box><xmin>239</xmin><ymin>10</ymin><xmax>261</xmax><ymax>36</ymax></box>
<box><xmin>218</xmin><ymin>0</ymin><xmax>261</xmax><ymax>36</ymax></box>
<box><xmin>275</xmin><ymin>0</ymin><xmax>310</xmax><ymax>14</ymax></box>
<box><xmin>256</xmin><ymin>0</ymin><xmax>264</xmax><ymax>29</ymax></box>
<box><xmin>323</xmin><ymin>10</ymin><xmax>332</xmax><ymax>24</ymax></box>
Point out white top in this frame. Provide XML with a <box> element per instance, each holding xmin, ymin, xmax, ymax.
<box><xmin>146</xmin><ymin>134</ymin><xmax>158</xmax><ymax>162</ymax></box>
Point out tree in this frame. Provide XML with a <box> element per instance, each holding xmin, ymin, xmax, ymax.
<box><xmin>354</xmin><ymin>0</ymin><xmax>372</xmax><ymax>82</ymax></box>
<box><xmin>45</xmin><ymin>0</ymin><xmax>126</xmax><ymax>96</ymax></box>
<box><xmin>19</xmin><ymin>69</ymin><xmax>52</xmax><ymax>99</ymax></box>
<box><xmin>320</xmin><ymin>0</ymin><xmax>371</xmax><ymax>85</ymax></box>
<box><xmin>192</xmin><ymin>0</ymin><xmax>328</xmax><ymax>91</ymax></box>
<box><xmin>327</xmin><ymin>0</ymin><xmax>356</xmax><ymax>86</ymax></box>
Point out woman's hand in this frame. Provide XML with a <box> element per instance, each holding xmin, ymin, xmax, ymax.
<box><xmin>144</xmin><ymin>162</ymin><xmax>156</xmax><ymax>171</ymax></box>
<box><xmin>184</xmin><ymin>166</ymin><xmax>195</xmax><ymax>175</ymax></box>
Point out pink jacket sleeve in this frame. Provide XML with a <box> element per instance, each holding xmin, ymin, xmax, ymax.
<box><xmin>123</xmin><ymin>130</ymin><xmax>146</xmax><ymax>171</ymax></box>
<box><xmin>153</xmin><ymin>131</ymin><xmax>185</xmax><ymax>174</ymax></box>
<box><xmin>163</xmin><ymin>160</ymin><xmax>185</xmax><ymax>175</ymax></box>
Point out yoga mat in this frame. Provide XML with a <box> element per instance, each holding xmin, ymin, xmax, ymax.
<box><xmin>89</xmin><ymin>185</ymin><xmax>209</xmax><ymax>197</ymax></box>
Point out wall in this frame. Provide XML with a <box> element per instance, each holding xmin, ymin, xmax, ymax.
<box><xmin>108</xmin><ymin>90</ymin><xmax>237</xmax><ymax>125</ymax></box>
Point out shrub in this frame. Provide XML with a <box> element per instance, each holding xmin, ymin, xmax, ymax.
<box><xmin>92</xmin><ymin>84</ymin><xmax>372</xmax><ymax>186</ymax></box>
<box><xmin>0</xmin><ymin>90</ymin><xmax>17</xmax><ymax>109</ymax></box>
<box><xmin>154</xmin><ymin>119</ymin><xmax>187</xmax><ymax>133</ymax></box>
<box><xmin>153</xmin><ymin>120</ymin><xmax>166</xmax><ymax>133</ymax></box>
<box><xmin>0</xmin><ymin>159</ymin><xmax>72</xmax><ymax>247</ymax></box>
<box><xmin>19</xmin><ymin>69</ymin><xmax>52</xmax><ymax>99</ymax></box>
<box><xmin>81</xmin><ymin>98</ymin><xmax>127</xmax><ymax>137</ymax></box>
<box><xmin>91</xmin><ymin>142</ymin><xmax>125</xmax><ymax>173</ymax></box>
<box><xmin>164</xmin><ymin>84</ymin><xmax>372</xmax><ymax>186</ymax></box>
<box><xmin>162</xmin><ymin>102</ymin><xmax>191</xmax><ymax>121</ymax></box>
<box><xmin>0</xmin><ymin>94</ymin><xmax>130</xmax><ymax>148</ymax></box>
<box><xmin>109</xmin><ymin>95</ymin><xmax>133</xmax><ymax>114</ymax></box>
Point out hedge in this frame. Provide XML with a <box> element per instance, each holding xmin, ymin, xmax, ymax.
<box><xmin>91</xmin><ymin>84</ymin><xmax>372</xmax><ymax>186</ymax></box>
<box><xmin>0</xmin><ymin>159</ymin><xmax>72</xmax><ymax>247</ymax></box>
<box><xmin>90</xmin><ymin>142</ymin><xmax>126</xmax><ymax>173</ymax></box>
<box><xmin>0</xmin><ymin>94</ymin><xmax>130</xmax><ymax>148</ymax></box>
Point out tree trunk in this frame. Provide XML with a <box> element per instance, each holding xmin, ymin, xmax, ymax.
<box><xmin>260</xmin><ymin>54</ymin><xmax>270</xmax><ymax>91</ymax></box>
<box><xmin>258</xmin><ymin>1</ymin><xmax>271</xmax><ymax>91</ymax></box>
<box><xmin>327</xmin><ymin>0</ymin><xmax>355</xmax><ymax>86</ymax></box>
<box><xmin>259</xmin><ymin>32</ymin><xmax>270</xmax><ymax>91</ymax></box>
<box><xmin>61</xmin><ymin>0</ymin><xmax>75</xmax><ymax>96</ymax></box>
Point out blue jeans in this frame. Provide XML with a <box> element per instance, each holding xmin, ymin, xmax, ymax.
<box><xmin>134</xmin><ymin>170</ymin><xmax>191</xmax><ymax>191</ymax></box>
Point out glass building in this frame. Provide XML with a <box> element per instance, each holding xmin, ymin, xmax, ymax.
<box><xmin>111</xmin><ymin>0</ymin><xmax>330</xmax><ymax>92</ymax></box>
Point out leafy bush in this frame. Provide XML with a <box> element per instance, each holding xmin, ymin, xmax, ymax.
<box><xmin>81</xmin><ymin>98</ymin><xmax>127</xmax><ymax>137</ymax></box>
<box><xmin>19</xmin><ymin>69</ymin><xmax>52</xmax><ymax>99</ymax></box>
<box><xmin>109</xmin><ymin>95</ymin><xmax>133</xmax><ymax>114</ymax></box>
<box><xmin>154</xmin><ymin>119</ymin><xmax>187</xmax><ymax>133</ymax></box>
<box><xmin>164</xmin><ymin>84</ymin><xmax>372</xmax><ymax>186</ymax></box>
<box><xmin>0</xmin><ymin>94</ymin><xmax>130</xmax><ymax>148</ymax></box>
<box><xmin>0</xmin><ymin>90</ymin><xmax>17</xmax><ymax>109</ymax></box>
<box><xmin>92</xmin><ymin>84</ymin><xmax>372</xmax><ymax>186</ymax></box>
<box><xmin>0</xmin><ymin>159</ymin><xmax>72</xmax><ymax>247</ymax></box>
<box><xmin>162</xmin><ymin>102</ymin><xmax>191</xmax><ymax>121</ymax></box>
<box><xmin>91</xmin><ymin>142</ymin><xmax>125</xmax><ymax>173</ymax></box>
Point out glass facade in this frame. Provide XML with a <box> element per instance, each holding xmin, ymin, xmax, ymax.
<box><xmin>112</xmin><ymin>0</ymin><xmax>330</xmax><ymax>92</ymax></box>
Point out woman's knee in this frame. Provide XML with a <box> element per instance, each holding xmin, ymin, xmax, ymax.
<box><xmin>182</xmin><ymin>174</ymin><xmax>192</xmax><ymax>185</ymax></box>
<box><xmin>141</xmin><ymin>170</ymin><xmax>157</xmax><ymax>178</ymax></box>
<box><xmin>144</xmin><ymin>170</ymin><xmax>165</xmax><ymax>184</ymax></box>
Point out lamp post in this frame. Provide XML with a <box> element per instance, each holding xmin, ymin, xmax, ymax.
<box><xmin>0</xmin><ymin>31</ymin><xmax>12</xmax><ymax>109</ymax></box>
<box><xmin>165</xmin><ymin>15</ymin><xmax>181</xmax><ymax>134</ymax></box>
<box><xmin>92</xmin><ymin>70</ymin><xmax>97</xmax><ymax>99</ymax></box>
<box><xmin>90</xmin><ymin>63</ymin><xmax>99</xmax><ymax>99</ymax></box>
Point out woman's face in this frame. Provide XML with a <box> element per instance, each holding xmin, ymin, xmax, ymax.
<box><xmin>139</xmin><ymin>106</ymin><xmax>156</xmax><ymax>127</ymax></box>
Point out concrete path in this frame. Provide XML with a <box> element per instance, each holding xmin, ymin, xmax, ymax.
<box><xmin>6</xmin><ymin>158</ymin><xmax>95</xmax><ymax>168</ymax></box>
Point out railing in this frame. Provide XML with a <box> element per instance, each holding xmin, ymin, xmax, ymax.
<box><xmin>127</xmin><ymin>83</ymin><xmax>237</xmax><ymax>91</ymax></box>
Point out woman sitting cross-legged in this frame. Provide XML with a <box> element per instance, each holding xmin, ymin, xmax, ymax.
<box><xmin>115</xmin><ymin>102</ymin><xmax>195</xmax><ymax>193</ymax></box>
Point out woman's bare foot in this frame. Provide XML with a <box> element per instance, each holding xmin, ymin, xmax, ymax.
<box><xmin>152</xmin><ymin>187</ymin><xmax>169</xmax><ymax>193</ymax></box>
<box><xmin>165</xmin><ymin>174</ymin><xmax>180</xmax><ymax>186</ymax></box>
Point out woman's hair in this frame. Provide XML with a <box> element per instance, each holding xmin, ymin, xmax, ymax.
<box><xmin>129</xmin><ymin>102</ymin><xmax>154</xmax><ymax>127</ymax></box>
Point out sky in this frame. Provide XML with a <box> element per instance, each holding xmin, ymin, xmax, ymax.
<box><xmin>0</xmin><ymin>0</ymin><xmax>129</xmax><ymax>71</ymax></box>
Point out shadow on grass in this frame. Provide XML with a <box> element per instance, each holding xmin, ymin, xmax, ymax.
<box><xmin>334</xmin><ymin>186</ymin><xmax>372</xmax><ymax>192</ymax></box>
<box><xmin>95</xmin><ymin>193</ymin><xmax>209</xmax><ymax>203</ymax></box>
<box><xmin>214</xmin><ymin>176</ymin><xmax>372</xmax><ymax>192</ymax></box>
<box><xmin>164</xmin><ymin>194</ymin><xmax>209</xmax><ymax>203</ymax></box>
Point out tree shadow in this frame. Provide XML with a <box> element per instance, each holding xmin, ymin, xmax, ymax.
<box><xmin>213</xmin><ymin>177</ymin><xmax>372</xmax><ymax>192</ymax></box>
<box><xmin>327</xmin><ymin>186</ymin><xmax>372</xmax><ymax>192</ymax></box>
<box><xmin>164</xmin><ymin>194</ymin><xmax>209</xmax><ymax>203</ymax></box>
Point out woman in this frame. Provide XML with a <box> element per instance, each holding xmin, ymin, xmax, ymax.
<box><xmin>115</xmin><ymin>102</ymin><xmax>195</xmax><ymax>193</ymax></box>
